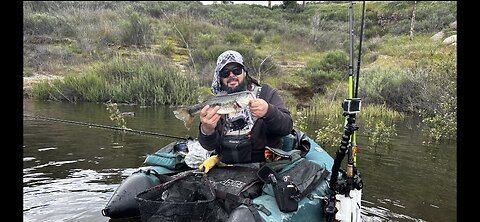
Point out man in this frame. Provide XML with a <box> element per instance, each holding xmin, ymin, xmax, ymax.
<box><xmin>198</xmin><ymin>50</ymin><xmax>293</xmax><ymax>171</ymax></box>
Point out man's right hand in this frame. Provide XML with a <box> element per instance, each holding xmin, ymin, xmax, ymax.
<box><xmin>200</xmin><ymin>105</ymin><xmax>221</xmax><ymax>135</ymax></box>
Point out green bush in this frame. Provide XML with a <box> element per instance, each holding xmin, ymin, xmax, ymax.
<box><xmin>191</xmin><ymin>44</ymin><xmax>233</xmax><ymax>70</ymax></box>
<box><xmin>364</xmin><ymin>119</ymin><xmax>398</xmax><ymax>150</ymax></box>
<box><xmin>360</xmin><ymin>65</ymin><xmax>428</xmax><ymax>113</ymax></box>
<box><xmin>315</xmin><ymin>115</ymin><xmax>343</xmax><ymax>151</ymax></box>
<box><xmin>24</xmin><ymin>13</ymin><xmax>74</xmax><ymax>37</ymax></box>
<box><xmin>318</xmin><ymin>49</ymin><xmax>348</xmax><ymax>73</ymax></box>
<box><xmin>31</xmin><ymin>79</ymin><xmax>57</xmax><ymax>100</ymax></box>
<box><xmin>360</xmin><ymin>66</ymin><xmax>405</xmax><ymax>108</ymax></box>
<box><xmin>414</xmin><ymin>1</ymin><xmax>457</xmax><ymax>33</ymax></box>
<box><xmin>419</xmin><ymin>56</ymin><xmax>456</xmax><ymax>143</ymax></box>
<box><xmin>252</xmin><ymin>29</ymin><xmax>266</xmax><ymax>44</ymax></box>
<box><xmin>197</xmin><ymin>33</ymin><xmax>220</xmax><ymax>49</ymax></box>
<box><xmin>224</xmin><ymin>32</ymin><xmax>248</xmax><ymax>45</ymax></box>
<box><xmin>24</xmin><ymin>1</ymin><xmax>55</xmax><ymax>13</ymax></box>
<box><xmin>299</xmin><ymin>49</ymin><xmax>348</xmax><ymax>93</ymax></box>
<box><xmin>312</xmin><ymin>31</ymin><xmax>347</xmax><ymax>51</ymax></box>
<box><xmin>63</xmin><ymin>72</ymin><xmax>107</xmax><ymax>102</ymax></box>
<box><xmin>421</xmin><ymin>94</ymin><xmax>456</xmax><ymax>144</ymax></box>
<box><xmin>120</xmin><ymin>11</ymin><xmax>153</xmax><ymax>46</ymax></box>
<box><xmin>159</xmin><ymin>39</ymin><xmax>177</xmax><ymax>56</ymax></box>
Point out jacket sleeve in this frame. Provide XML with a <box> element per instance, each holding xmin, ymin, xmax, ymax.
<box><xmin>198</xmin><ymin>121</ymin><xmax>222</xmax><ymax>151</ymax></box>
<box><xmin>261</xmin><ymin>85</ymin><xmax>293</xmax><ymax>136</ymax></box>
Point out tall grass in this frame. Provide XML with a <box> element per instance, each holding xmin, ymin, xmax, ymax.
<box><xmin>32</xmin><ymin>55</ymin><xmax>199</xmax><ymax>105</ymax></box>
<box><xmin>290</xmin><ymin>94</ymin><xmax>404</xmax><ymax>150</ymax></box>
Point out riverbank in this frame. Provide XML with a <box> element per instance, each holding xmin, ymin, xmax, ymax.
<box><xmin>23</xmin><ymin>73</ymin><xmax>63</xmax><ymax>98</ymax></box>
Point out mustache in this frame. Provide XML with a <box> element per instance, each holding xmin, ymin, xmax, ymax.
<box><xmin>226</xmin><ymin>77</ymin><xmax>238</xmax><ymax>82</ymax></box>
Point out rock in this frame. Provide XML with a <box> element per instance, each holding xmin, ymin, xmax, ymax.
<box><xmin>442</xmin><ymin>35</ymin><xmax>456</xmax><ymax>45</ymax></box>
<box><xmin>449</xmin><ymin>21</ymin><xmax>457</xmax><ymax>30</ymax></box>
<box><xmin>431</xmin><ymin>31</ymin><xmax>445</xmax><ymax>41</ymax></box>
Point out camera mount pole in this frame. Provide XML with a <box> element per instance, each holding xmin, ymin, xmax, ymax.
<box><xmin>324</xmin><ymin>1</ymin><xmax>365</xmax><ymax>222</ymax></box>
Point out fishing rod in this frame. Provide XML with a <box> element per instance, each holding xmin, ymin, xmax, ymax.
<box><xmin>23</xmin><ymin>114</ymin><xmax>191</xmax><ymax>140</ymax></box>
<box><xmin>351</xmin><ymin>0</ymin><xmax>365</xmax><ymax>190</ymax></box>
<box><xmin>354</xmin><ymin>0</ymin><xmax>365</xmax><ymax>98</ymax></box>
<box><xmin>324</xmin><ymin>1</ymin><xmax>364</xmax><ymax>222</ymax></box>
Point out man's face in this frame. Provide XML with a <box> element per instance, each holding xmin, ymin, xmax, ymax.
<box><xmin>220</xmin><ymin>63</ymin><xmax>246</xmax><ymax>93</ymax></box>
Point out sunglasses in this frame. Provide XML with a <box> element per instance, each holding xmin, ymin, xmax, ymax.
<box><xmin>219</xmin><ymin>66</ymin><xmax>243</xmax><ymax>78</ymax></box>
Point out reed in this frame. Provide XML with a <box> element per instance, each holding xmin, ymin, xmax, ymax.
<box><xmin>289</xmin><ymin>95</ymin><xmax>404</xmax><ymax>150</ymax></box>
<box><xmin>32</xmin><ymin>55</ymin><xmax>199</xmax><ymax>105</ymax></box>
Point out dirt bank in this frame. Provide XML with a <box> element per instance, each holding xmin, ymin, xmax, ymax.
<box><xmin>23</xmin><ymin>74</ymin><xmax>63</xmax><ymax>98</ymax></box>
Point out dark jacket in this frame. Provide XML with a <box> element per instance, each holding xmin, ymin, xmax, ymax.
<box><xmin>198</xmin><ymin>84</ymin><xmax>293</xmax><ymax>163</ymax></box>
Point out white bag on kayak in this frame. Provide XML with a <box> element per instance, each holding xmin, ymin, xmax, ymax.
<box><xmin>184</xmin><ymin>140</ymin><xmax>213</xmax><ymax>168</ymax></box>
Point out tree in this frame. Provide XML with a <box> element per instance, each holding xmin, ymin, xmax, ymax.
<box><xmin>409</xmin><ymin>1</ymin><xmax>417</xmax><ymax>40</ymax></box>
<box><xmin>311</xmin><ymin>11</ymin><xmax>321</xmax><ymax>44</ymax></box>
<box><xmin>282</xmin><ymin>1</ymin><xmax>298</xmax><ymax>10</ymax></box>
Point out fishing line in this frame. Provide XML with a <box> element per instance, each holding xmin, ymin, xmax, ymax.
<box><xmin>23</xmin><ymin>114</ymin><xmax>191</xmax><ymax>140</ymax></box>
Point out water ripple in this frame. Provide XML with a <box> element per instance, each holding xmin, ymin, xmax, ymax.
<box><xmin>23</xmin><ymin>168</ymin><xmax>122</xmax><ymax>222</ymax></box>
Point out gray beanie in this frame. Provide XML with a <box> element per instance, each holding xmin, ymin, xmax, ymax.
<box><xmin>211</xmin><ymin>50</ymin><xmax>246</xmax><ymax>94</ymax></box>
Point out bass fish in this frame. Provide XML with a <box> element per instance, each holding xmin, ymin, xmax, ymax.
<box><xmin>173</xmin><ymin>91</ymin><xmax>256</xmax><ymax>128</ymax></box>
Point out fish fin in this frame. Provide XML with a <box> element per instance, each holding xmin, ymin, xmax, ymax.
<box><xmin>197</xmin><ymin>92</ymin><xmax>213</xmax><ymax>103</ymax></box>
<box><xmin>186</xmin><ymin>114</ymin><xmax>195</xmax><ymax>125</ymax></box>
<box><xmin>217</xmin><ymin>91</ymin><xmax>228</xmax><ymax>96</ymax></box>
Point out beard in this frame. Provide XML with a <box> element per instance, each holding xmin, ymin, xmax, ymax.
<box><xmin>220</xmin><ymin>77</ymin><xmax>248</xmax><ymax>94</ymax></box>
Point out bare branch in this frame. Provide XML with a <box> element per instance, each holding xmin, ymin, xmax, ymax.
<box><xmin>255</xmin><ymin>50</ymin><xmax>278</xmax><ymax>84</ymax></box>
<box><xmin>160</xmin><ymin>9</ymin><xmax>196</xmax><ymax>73</ymax></box>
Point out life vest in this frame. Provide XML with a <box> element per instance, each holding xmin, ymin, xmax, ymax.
<box><xmin>217</xmin><ymin>85</ymin><xmax>264</xmax><ymax>164</ymax></box>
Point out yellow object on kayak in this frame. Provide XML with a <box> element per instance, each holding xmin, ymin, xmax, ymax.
<box><xmin>199</xmin><ymin>155</ymin><xmax>220</xmax><ymax>173</ymax></box>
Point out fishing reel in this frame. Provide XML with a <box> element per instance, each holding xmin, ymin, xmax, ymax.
<box><xmin>342</xmin><ymin>98</ymin><xmax>361</xmax><ymax>114</ymax></box>
<box><xmin>334</xmin><ymin>169</ymin><xmax>351</xmax><ymax>195</ymax></box>
<box><xmin>353</xmin><ymin>172</ymin><xmax>363</xmax><ymax>190</ymax></box>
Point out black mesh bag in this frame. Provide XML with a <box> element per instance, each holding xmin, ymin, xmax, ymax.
<box><xmin>135</xmin><ymin>171</ymin><xmax>225</xmax><ymax>222</ymax></box>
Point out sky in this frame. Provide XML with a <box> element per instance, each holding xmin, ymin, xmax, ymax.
<box><xmin>200</xmin><ymin>1</ymin><xmax>307</xmax><ymax>6</ymax></box>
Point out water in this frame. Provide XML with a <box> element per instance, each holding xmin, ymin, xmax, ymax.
<box><xmin>23</xmin><ymin>99</ymin><xmax>456</xmax><ymax>222</ymax></box>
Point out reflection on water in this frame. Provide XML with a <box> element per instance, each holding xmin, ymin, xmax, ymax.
<box><xmin>23</xmin><ymin>99</ymin><xmax>456</xmax><ymax>222</ymax></box>
<box><xmin>23</xmin><ymin>168</ymin><xmax>119</xmax><ymax>222</ymax></box>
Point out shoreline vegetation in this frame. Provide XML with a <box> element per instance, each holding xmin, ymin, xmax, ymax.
<box><xmin>23</xmin><ymin>1</ymin><xmax>457</xmax><ymax>147</ymax></box>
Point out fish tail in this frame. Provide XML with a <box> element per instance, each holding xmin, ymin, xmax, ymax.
<box><xmin>173</xmin><ymin>107</ymin><xmax>194</xmax><ymax>127</ymax></box>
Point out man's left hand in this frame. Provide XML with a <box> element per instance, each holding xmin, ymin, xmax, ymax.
<box><xmin>249</xmin><ymin>99</ymin><xmax>268</xmax><ymax>118</ymax></box>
